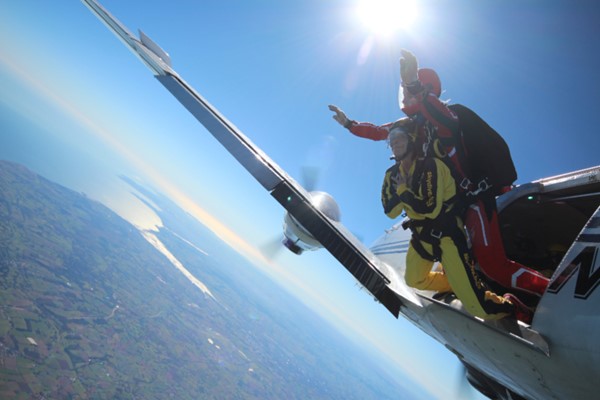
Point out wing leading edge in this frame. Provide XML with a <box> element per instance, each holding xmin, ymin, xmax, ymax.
<box><xmin>82</xmin><ymin>0</ymin><xmax>415</xmax><ymax>317</ymax></box>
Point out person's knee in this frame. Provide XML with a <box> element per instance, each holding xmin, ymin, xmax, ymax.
<box><xmin>405</xmin><ymin>272</ymin><xmax>429</xmax><ymax>290</ymax></box>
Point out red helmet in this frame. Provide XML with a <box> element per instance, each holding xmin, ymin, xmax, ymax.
<box><xmin>418</xmin><ymin>68</ymin><xmax>441</xmax><ymax>97</ymax></box>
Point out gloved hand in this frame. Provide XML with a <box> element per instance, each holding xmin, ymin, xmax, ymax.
<box><xmin>391</xmin><ymin>169</ymin><xmax>402</xmax><ymax>186</ymax></box>
<box><xmin>328</xmin><ymin>104</ymin><xmax>352</xmax><ymax>128</ymax></box>
<box><xmin>400</xmin><ymin>49</ymin><xmax>419</xmax><ymax>85</ymax></box>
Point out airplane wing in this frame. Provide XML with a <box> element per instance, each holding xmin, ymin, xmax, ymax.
<box><xmin>82</xmin><ymin>0</ymin><xmax>423</xmax><ymax>317</ymax></box>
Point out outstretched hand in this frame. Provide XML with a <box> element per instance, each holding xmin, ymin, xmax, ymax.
<box><xmin>400</xmin><ymin>49</ymin><xmax>419</xmax><ymax>84</ymax></box>
<box><xmin>328</xmin><ymin>104</ymin><xmax>351</xmax><ymax>127</ymax></box>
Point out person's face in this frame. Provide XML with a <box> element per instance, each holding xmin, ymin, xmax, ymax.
<box><xmin>390</xmin><ymin>133</ymin><xmax>410</xmax><ymax>160</ymax></box>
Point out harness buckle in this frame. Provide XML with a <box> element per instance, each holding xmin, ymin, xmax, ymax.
<box><xmin>401</xmin><ymin>218</ymin><xmax>411</xmax><ymax>231</ymax></box>
<box><xmin>459</xmin><ymin>177</ymin><xmax>472</xmax><ymax>191</ymax></box>
<box><xmin>478</xmin><ymin>179</ymin><xmax>491</xmax><ymax>192</ymax></box>
<box><xmin>430</xmin><ymin>229</ymin><xmax>443</xmax><ymax>239</ymax></box>
<box><xmin>466</xmin><ymin>178</ymin><xmax>492</xmax><ymax>197</ymax></box>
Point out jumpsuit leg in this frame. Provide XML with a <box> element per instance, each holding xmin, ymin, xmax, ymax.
<box><xmin>437</xmin><ymin>230</ymin><xmax>513</xmax><ymax>321</ymax></box>
<box><xmin>466</xmin><ymin>200</ymin><xmax>549</xmax><ymax>296</ymax></box>
<box><xmin>405</xmin><ymin>244</ymin><xmax>453</xmax><ymax>293</ymax></box>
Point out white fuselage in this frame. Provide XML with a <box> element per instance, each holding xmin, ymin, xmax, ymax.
<box><xmin>370</xmin><ymin>211</ymin><xmax>600</xmax><ymax>400</ymax></box>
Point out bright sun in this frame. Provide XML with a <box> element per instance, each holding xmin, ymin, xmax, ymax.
<box><xmin>356</xmin><ymin>0</ymin><xmax>418</xmax><ymax>37</ymax></box>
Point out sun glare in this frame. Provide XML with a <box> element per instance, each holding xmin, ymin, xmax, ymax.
<box><xmin>356</xmin><ymin>0</ymin><xmax>418</xmax><ymax>38</ymax></box>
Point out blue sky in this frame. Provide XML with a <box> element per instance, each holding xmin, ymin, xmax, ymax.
<box><xmin>1</xmin><ymin>1</ymin><xmax>599</xmax><ymax>399</ymax></box>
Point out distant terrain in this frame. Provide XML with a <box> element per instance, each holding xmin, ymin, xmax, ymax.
<box><xmin>0</xmin><ymin>160</ymin><xmax>424</xmax><ymax>399</ymax></box>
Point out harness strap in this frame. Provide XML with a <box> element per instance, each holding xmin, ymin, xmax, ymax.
<box><xmin>403</xmin><ymin>199</ymin><xmax>466</xmax><ymax>262</ymax></box>
<box><xmin>411</xmin><ymin>234</ymin><xmax>441</xmax><ymax>262</ymax></box>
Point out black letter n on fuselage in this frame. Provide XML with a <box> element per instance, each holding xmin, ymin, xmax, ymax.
<box><xmin>547</xmin><ymin>246</ymin><xmax>600</xmax><ymax>299</ymax></box>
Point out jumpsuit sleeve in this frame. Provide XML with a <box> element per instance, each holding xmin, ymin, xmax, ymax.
<box><xmin>381</xmin><ymin>163</ymin><xmax>404</xmax><ymax>218</ymax></box>
<box><xmin>398</xmin><ymin>158</ymin><xmax>445</xmax><ymax>220</ymax></box>
<box><xmin>420</xmin><ymin>93</ymin><xmax>459</xmax><ymax>147</ymax></box>
<box><xmin>404</xmin><ymin>93</ymin><xmax>467</xmax><ymax>181</ymax></box>
<box><xmin>349</xmin><ymin>121</ymin><xmax>394</xmax><ymax>141</ymax></box>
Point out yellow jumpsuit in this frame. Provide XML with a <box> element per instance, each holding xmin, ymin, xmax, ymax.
<box><xmin>382</xmin><ymin>157</ymin><xmax>512</xmax><ymax>320</ymax></box>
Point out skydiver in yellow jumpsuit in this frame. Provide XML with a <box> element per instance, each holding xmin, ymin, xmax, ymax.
<box><xmin>381</xmin><ymin>118</ymin><xmax>523</xmax><ymax>321</ymax></box>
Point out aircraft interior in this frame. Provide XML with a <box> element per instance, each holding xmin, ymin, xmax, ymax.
<box><xmin>499</xmin><ymin>180</ymin><xmax>600</xmax><ymax>281</ymax></box>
